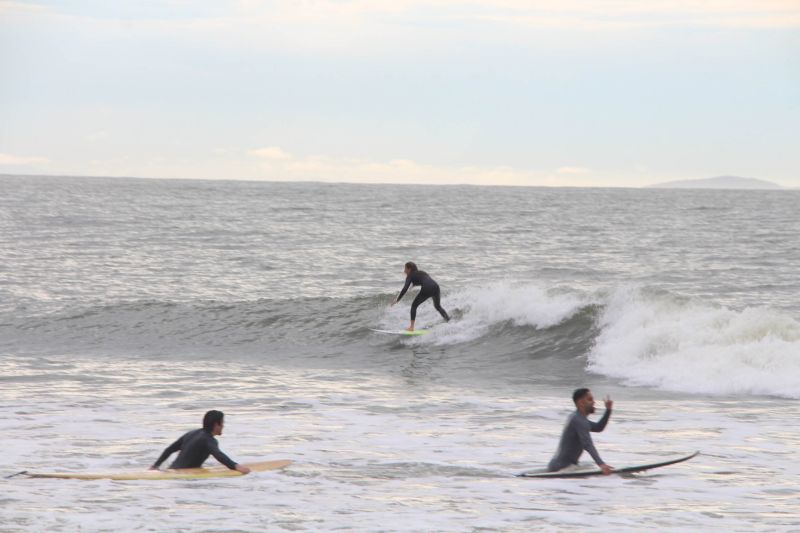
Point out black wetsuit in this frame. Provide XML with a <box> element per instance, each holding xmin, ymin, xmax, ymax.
<box><xmin>151</xmin><ymin>428</ymin><xmax>238</xmax><ymax>470</ymax></box>
<box><xmin>397</xmin><ymin>270</ymin><xmax>450</xmax><ymax>321</ymax></box>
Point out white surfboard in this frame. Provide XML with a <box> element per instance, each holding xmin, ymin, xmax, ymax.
<box><xmin>369</xmin><ymin>328</ymin><xmax>430</xmax><ymax>336</ymax></box>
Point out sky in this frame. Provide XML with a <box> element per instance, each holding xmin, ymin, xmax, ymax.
<box><xmin>0</xmin><ymin>0</ymin><xmax>798</xmax><ymax>187</ymax></box>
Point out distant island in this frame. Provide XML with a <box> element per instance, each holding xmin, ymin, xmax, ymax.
<box><xmin>648</xmin><ymin>176</ymin><xmax>784</xmax><ymax>190</ymax></box>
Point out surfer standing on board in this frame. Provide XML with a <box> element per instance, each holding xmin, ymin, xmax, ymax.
<box><xmin>150</xmin><ymin>410</ymin><xmax>251</xmax><ymax>474</ymax></box>
<box><xmin>391</xmin><ymin>261</ymin><xmax>450</xmax><ymax>332</ymax></box>
<box><xmin>548</xmin><ymin>388</ymin><xmax>614</xmax><ymax>474</ymax></box>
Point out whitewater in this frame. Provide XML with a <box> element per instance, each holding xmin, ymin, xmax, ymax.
<box><xmin>1</xmin><ymin>175</ymin><xmax>799</xmax><ymax>532</ymax></box>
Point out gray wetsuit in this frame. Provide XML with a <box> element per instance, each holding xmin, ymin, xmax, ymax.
<box><xmin>547</xmin><ymin>409</ymin><xmax>611</xmax><ymax>472</ymax></box>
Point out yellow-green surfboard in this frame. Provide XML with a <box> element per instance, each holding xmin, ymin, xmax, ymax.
<box><xmin>20</xmin><ymin>459</ymin><xmax>291</xmax><ymax>481</ymax></box>
<box><xmin>369</xmin><ymin>328</ymin><xmax>430</xmax><ymax>336</ymax></box>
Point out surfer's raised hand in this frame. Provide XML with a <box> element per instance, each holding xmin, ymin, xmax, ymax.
<box><xmin>604</xmin><ymin>395</ymin><xmax>613</xmax><ymax>410</ymax></box>
<box><xmin>390</xmin><ymin>299</ymin><xmax>397</xmax><ymax>307</ymax></box>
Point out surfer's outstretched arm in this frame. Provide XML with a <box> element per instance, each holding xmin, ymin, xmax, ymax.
<box><xmin>393</xmin><ymin>275</ymin><xmax>412</xmax><ymax>304</ymax></box>
<box><xmin>576</xmin><ymin>418</ymin><xmax>604</xmax><ymax>466</ymax></box>
<box><xmin>208</xmin><ymin>437</ymin><xmax>238</xmax><ymax>470</ymax></box>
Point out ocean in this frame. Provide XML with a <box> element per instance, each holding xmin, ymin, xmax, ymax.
<box><xmin>1</xmin><ymin>175</ymin><xmax>799</xmax><ymax>532</ymax></box>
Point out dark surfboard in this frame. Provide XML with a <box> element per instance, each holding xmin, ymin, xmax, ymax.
<box><xmin>517</xmin><ymin>451</ymin><xmax>699</xmax><ymax>478</ymax></box>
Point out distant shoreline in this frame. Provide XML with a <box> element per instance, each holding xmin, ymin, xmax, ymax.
<box><xmin>648</xmin><ymin>175</ymin><xmax>785</xmax><ymax>190</ymax></box>
<box><xmin>1</xmin><ymin>172</ymin><xmax>796</xmax><ymax>191</ymax></box>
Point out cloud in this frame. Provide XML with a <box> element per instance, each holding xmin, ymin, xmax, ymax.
<box><xmin>8</xmin><ymin>1</ymin><xmax>798</xmax><ymax>37</ymax></box>
<box><xmin>0</xmin><ymin>152</ymin><xmax>49</xmax><ymax>165</ymax></box>
<box><xmin>164</xmin><ymin>1</ymin><xmax>800</xmax><ymax>36</ymax></box>
<box><xmin>248</xmin><ymin>146</ymin><xmax>292</xmax><ymax>160</ymax></box>
<box><xmin>557</xmin><ymin>166</ymin><xmax>590</xmax><ymax>174</ymax></box>
<box><xmin>0</xmin><ymin>1</ymin><xmax>48</xmax><ymax>15</ymax></box>
<box><xmin>85</xmin><ymin>130</ymin><xmax>108</xmax><ymax>142</ymax></box>
<box><xmin>248</xmin><ymin>151</ymin><xmax>559</xmax><ymax>186</ymax></box>
<box><xmin>475</xmin><ymin>1</ymin><xmax>800</xmax><ymax>30</ymax></box>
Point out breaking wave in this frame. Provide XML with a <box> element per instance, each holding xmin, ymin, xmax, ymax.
<box><xmin>3</xmin><ymin>282</ymin><xmax>798</xmax><ymax>398</ymax></box>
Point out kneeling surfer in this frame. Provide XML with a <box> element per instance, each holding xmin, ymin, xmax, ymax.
<box><xmin>391</xmin><ymin>261</ymin><xmax>450</xmax><ymax>331</ymax></box>
<box><xmin>548</xmin><ymin>388</ymin><xmax>614</xmax><ymax>474</ymax></box>
<box><xmin>151</xmin><ymin>410</ymin><xmax>251</xmax><ymax>474</ymax></box>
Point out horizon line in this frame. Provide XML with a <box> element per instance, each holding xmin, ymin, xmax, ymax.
<box><xmin>1</xmin><ymin>172</ymin><xmax>796</xmax><ymax>191</ymax></box>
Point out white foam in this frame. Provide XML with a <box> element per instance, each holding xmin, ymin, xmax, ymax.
<box><xmin>4</xmin><ymin>354</ymin><xmax>800</xmax><ymax>532</ymax></box>
<box><xmin>382</xmin><ymin>282</ymin><xmax>586</xmax><ymax>345</ymax></box>
<box><xmin>589</xmin><ymin>287</ymin><xmax>800</xmax><ymax>398</ymax></box>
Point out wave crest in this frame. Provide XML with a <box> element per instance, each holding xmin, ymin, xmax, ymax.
<box><xmin>378</xmin><ymin>282</ymin><xmax>588</xmax><ymax>345</ymax></box>
<box><xmin>588</xmin><ymin>287</ymin><xmax>800</xmax><ymax>398</ymax></box>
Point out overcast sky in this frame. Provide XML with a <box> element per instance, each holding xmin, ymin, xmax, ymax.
<box><xmin>1</xmin><ymin>1</ymin><xmax>798</xmax><ymax>187</ymax></box>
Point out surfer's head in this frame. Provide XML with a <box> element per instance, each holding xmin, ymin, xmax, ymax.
<box><xmin>203</xmin><ymin>410</ymin><xmax>225</xmax><ymax>435</ymax></box>
<box><xmin>404</xmin><ymin>261</ymin><xmax>418</xmax><ymax>275</ymax></box>
<box><xmin>572</xmin><ymin>388</ymin><xmax>595</xmax><ymax>414</ymax></box>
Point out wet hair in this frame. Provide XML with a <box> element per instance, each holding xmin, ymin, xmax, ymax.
<box><xmin>203</xmin><ymin>410</ymin><xmax>224</xmax><ymax>432</ymax></box>
<box><xmin>404</xmin><ymin>261</ymin><xmax>418</xmax><ymax>272</ymax></box>
<box><xmin>572</xmin><ymin>388</ymin><xmax>590</xmax><ymax>404</ymax></box>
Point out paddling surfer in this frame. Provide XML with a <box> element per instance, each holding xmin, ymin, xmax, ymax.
<box><xmin>548</xmin><ymin>388</ymin><xmax>614</xmax><ymax>474</ymax></box>
<box><xmin>150</xmin><ymin>410</ymin><xmax>251</xmax><ymax>474</ymax></box>
<box><xmin>391</xmin><ymin>261</ymin><xmax>450</xmax><ymax>331</ymax></box>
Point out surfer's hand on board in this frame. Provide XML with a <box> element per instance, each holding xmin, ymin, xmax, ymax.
<box><xmin>235</xmin><ymin>464</ymin><xmax>251</xmax><ymax>475</ymax></box>
<box><xmin>149</xmin><ymin>465</ymin><xmax>159</xmax><ymax>471</ymax></box>
<box><xmin>604</xmin><ymin>395</ymin><xmax>613</xmax><ymax>410</ymax></box>
<box><xmin>600</xmin><ymin>464</ymin><xmax>613</xmax><ymax>475</ymax></box>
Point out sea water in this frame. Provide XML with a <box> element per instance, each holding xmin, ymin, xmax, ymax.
<box><xmin>1</xmin><ymin>175</ymin><xmax>799</xmax><ymax>532</ymax></box>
